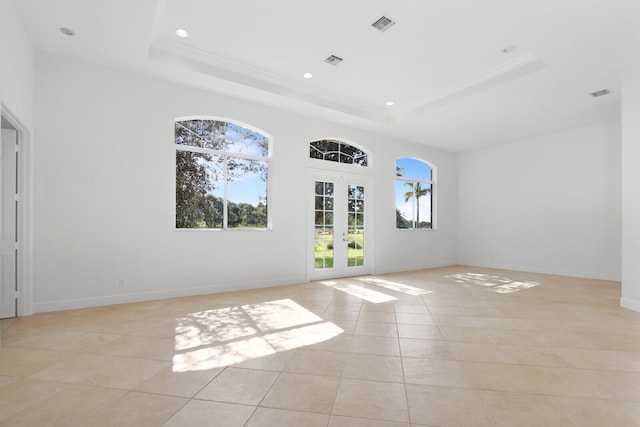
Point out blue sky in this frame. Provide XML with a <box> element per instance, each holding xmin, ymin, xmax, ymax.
<box><xmin>226</xmin><ymin>170</ymin><xmax>266</xmax><ymax>205</ymax></box>
<box><xmin>395</xmin><ymin>158</ymin><xmax>432</xmax><ymax>224</ymax></box>
<box><xmin>396</xmin><ymin>157</ymin><xmax>432</xmax><ymax>180</ymax></box>
<box><xmin>206</xmin><ymin>163</ymin><xmax>266</xmax><ymax>206</ymax></box>
<box><xmin>200</xmin><ymin>122</ymin><xmax>269</xmax><ymax>205</ymax></box>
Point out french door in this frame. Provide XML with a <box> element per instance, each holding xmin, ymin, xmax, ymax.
<box><xmin>309</xmin><ymin>172</ymin><xmax>371</xmax><ymax>280</ymax></box>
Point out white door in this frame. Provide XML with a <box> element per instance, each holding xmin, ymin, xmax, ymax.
<box><xmin>0</xmin><ymin>129</ymin><xmax>17</xmax><ymax>319</ymax></box>
<box><xmin>310</xmin><ymin>173</ymin><xmax>371</xmax><ymax>280</ymax></box>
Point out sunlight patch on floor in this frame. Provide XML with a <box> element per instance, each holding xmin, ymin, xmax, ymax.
<box><xmin>321</xmin><ymin>280</ymin><xmax>397</xmax><ymax>303</ymax></box>
<box><xmin>172</xmin><ymin>336</ymin><xmax>275</xmax><ymax>372</ymax></box>
<box><xmin>174</xmin><ymin>306</ymin><xmax>258</xmax><ymax>351</ymax></box>
<box><xmin>242</xmin><ymin>299</ymin><xmax>324</xmax><ymax>330</ymax></box>
<box><xmin>358</xmin><ymin>277</ymin><xmax>432</xmax><ymax>296</ymax></box>
<box><xmin>172</xmin><ymin>299</ymin><xmax>343</xmax><ymax>372</ymax></box>
<box><xmin>447</xmin><ymin>272</ymin><xmax>540</xmax><ymax>294</ymax></box>
<box><xmin>264</xmin><ymin>321</ymin><xmax>344</xmax><ymax>352</ymax></box>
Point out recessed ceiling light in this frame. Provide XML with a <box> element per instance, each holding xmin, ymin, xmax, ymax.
<box><xmin>386</xmin><ymin>101</ymin><xmax>395</xmax><ymax>106</ymax></box>
<box><xmin>59</xmin><ymin>27</ymin><xmax>75</xmax><ymax>36</ymax></box>
<box><xmin>590</xmin><ymin>89</ymin><xmax>611</xmax><ymax>97</ymax></box>
<box><xmin>174</xmin><ymin>28</ymin><xmax>189</xmax><ymax>38</ymax></box>
<box><xmin>303</xmin><ymin>72</ymin><xmax>313</xmax><ymax>79</ymax></box>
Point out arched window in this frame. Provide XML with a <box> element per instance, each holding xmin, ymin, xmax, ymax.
<box><xmin>310</xmin><ymin>139</ymin><xmax>368</xmax><ymax>166</ymax></box>
<box><xmin>175</xmin><ymin>118</ymin><xmax>270</xmax><ymax>229</ymax></box>
<box><xmin>395</xmin><ymin>158</ymin><xmax>434</xmax><ymax>229</ymax></box>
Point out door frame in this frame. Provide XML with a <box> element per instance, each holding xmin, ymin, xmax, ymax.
<box><xmin>1</xmin><ymin>104</ymin><xmax>32</xmax><ymax>317</ymax></box>
<box><xmin>307</xmin><ymin>168</ymin><xmax>374</xmax><ymax>281</ymax></box>
<box><xmin>1</xmin><ymin>127</ymin><xmax>18</xmax><ymax>318</ymax></box>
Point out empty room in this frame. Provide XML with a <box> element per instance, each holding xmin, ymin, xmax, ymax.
<box><xmin>1</xmin><ymin>0</ymin><xmax>639</xmax><ymax>425</ymax></box>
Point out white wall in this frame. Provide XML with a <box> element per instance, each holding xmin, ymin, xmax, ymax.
<box><xmin>0</xmin><ymin>0</ymin><xmax>34</xmax><ymax>127</ymax></box>
<box><xmin>621</xmin><ymin>60</ymin><xmax>640</xmax><ymax>311</ymax></box>
<box><xmin>33</xmin><ymin>52</ymin><xmax>458</xmax><ymax>312</ymax></box>
<box><xmin>458</xmin><ymin>124</ymin><xmax>621</xmax><ymax>281</ymax></box>
<box><xmin>376</xmin><ymin>152</ymin><xmax>458</xmax><ymax>273</ymax></box>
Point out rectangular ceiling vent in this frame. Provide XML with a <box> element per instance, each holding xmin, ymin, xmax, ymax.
<box><xmin>324</xmin><ymin>54</ymin><xmax>344</xmax><ymax>66</ymax></box>
<box><xmin>590</xmin><ymin>89</ymin><xmax>611</xmax><ymax>97</ymax></box>
<box><xmin>371</xmin><ymin>15</ymin><xmax>395</xmax><ymax>32</ymax></box>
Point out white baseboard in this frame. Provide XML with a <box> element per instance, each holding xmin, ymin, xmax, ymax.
<box><xmin>456</xmin><ymin>261</ymin><xmax>621</xmax><ymax>282</ymax></box>
<box><xmin>374</xmin><ymin>260</ymin><xmax>457</xmax><ymax>276</ymax></box>
<box><xmin>33</xmin><ymin>275</ymin><xmax>306</xmax><ymax>313</ymax></box>
<box><xmin>31</xmin><ymin>263</ymin><xmax>627</xmax><ymax>314</ymax></box>
<box><xmin>620</xmin><ymin>297</ymin><xmax>640</xmax><ymax>312</ymax></box>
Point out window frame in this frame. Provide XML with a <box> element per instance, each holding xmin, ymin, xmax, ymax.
<box><xmin>309</xmin><ymin>138</ymin><xmax>370</xmax><ymax>167</ymax></box>
<box><xmin>395</xmin><ymin>157</ymin><xmax>437</xmax><ymax>231</ymax></box>
<box><xmin>174</xmin><ymin>116</ymin><xmax>272</xmax><ymax>231</ymax></box>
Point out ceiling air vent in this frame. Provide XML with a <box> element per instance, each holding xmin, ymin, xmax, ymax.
<box><xmin>371</xmin><ymin>15</ymin><xmax>395</xmax><ymax>32</ymax></box>
<box><xmin>324</xmin><ymin>54</ymin><xmax>344</xmax><ymax>66</ymax></box>
<box><xmin>590</xmin><ymin>89</ymin><xmax>610</xmax><ymax>97</ymax></box>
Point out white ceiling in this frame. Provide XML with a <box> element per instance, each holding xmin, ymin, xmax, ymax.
<box><xmin>13</xmin><ymin>0</ymin><xmax>639</xmax><ymax>151</ymax></box>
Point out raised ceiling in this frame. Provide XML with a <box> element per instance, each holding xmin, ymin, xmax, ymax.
<box><xmin>13</xmin><ymin>0</ymin><xmax>639</xmax><ymax>151</ymax></box>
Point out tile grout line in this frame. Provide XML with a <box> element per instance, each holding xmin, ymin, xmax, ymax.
<box><xmin>327</xmin><ymin>298</ymin><xmax>362</xmax><ymax>421</ymax></box>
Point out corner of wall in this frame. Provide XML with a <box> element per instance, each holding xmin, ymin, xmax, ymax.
<box><xmin>620</xmin><ymin>297</ymin><xmax>640</xmax><ymax>313</ymax></box>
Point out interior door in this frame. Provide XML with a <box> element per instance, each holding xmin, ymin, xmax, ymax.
<box><xmin>310</xmin><ymin>173</ymin><xmax>370</xmax><ymax>280</ymax></box>
<box><xmin>0</xmin><ymin>128</ymin><xmax>17</xmax><ymax>319</ymax></box>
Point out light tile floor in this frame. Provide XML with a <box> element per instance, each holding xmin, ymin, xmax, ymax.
<box><xmin>1</xmin><ymin>265</ymin><xmax>640</xmax><ymax>426</ymax></box>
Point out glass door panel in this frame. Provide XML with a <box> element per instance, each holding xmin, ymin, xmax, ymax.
<box><xmin>347</xmin><ymin>184</ymin><xmax>365</xmax><ymax>268</ymax></box>
<box><xmin>314</xmin><ymin>181</ymin><xmax>334</xmax><ymax>269</ymax></box>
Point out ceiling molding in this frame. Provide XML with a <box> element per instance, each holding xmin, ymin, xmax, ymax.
<box><xmin>391</xmin><ymin>53</ymin><xmax>545</xmax><ymax>120</ymax></box>
<box><xmin>150</xmin><ymin>37</ymin><xmax>545</xmax><ymax>125</ymax></box>
<box><xmin>149</xmin><ymin>37</ymin><xmax>392</xmax><ymax>123</ymax></box>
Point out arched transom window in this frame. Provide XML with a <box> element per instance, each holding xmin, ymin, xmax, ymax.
<box><xmin>395</xmin><ymin>157</ymin><xmax>434</xmax><ymax>229</ymax></box>
<box><xmin>310</xmin><ymin>139</ymin><xmax>368</xmax><ymax>166</ymax></box>
<box><xmin>175</xmin><ymin>118</ymin><xmax>270</xmax><ymax>229</ymax></box>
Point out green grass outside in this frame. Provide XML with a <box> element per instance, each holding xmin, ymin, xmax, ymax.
<box><xmin>315</xmin><ymin>233</ymin><xmax>364</xmax><ymax>269</ymax></box>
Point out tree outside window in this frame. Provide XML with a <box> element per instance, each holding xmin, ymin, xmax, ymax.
<box><xmin>309</xmin><ymin>139</ymin><xmax>368</xmax><ymax>166</ymax></box>
<box><xmin>175</xmin><ymin>118</ymin><xmax>270</xmax><ymax>229</ymax></box>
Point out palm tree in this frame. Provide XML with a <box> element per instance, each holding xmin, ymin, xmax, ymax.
<box><xmin>404</xmin><ymin>182</ymin><xmax>431</xmax><ymax>228</ymax></box>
